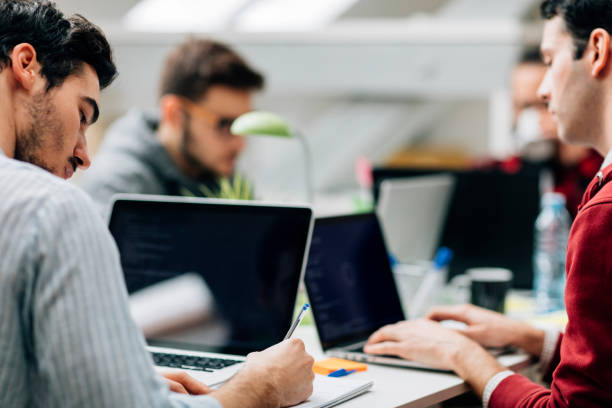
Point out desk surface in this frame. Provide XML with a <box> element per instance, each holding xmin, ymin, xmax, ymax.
<box><xmin>294</xmin><ymin>325</ymin><xmax>531</xmax><ymax>408</ymax></box>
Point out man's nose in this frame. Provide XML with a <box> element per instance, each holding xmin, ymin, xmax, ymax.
<box><xmin>537</xmin><ymin>72</ymin><xmax>551</xmax><ymax>103</ymax></box>
<box><xmin>74</xmin><ymin>137</ymin><xmax>91</xmax><ymax>170</ymax></box>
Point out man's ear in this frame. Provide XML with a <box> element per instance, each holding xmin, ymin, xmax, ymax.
<box><xmin>589</xmin><ymin>28</ymin><xmax>611</xmax><ymax>77</ymax></box>
<box><xmin>9</xmin><ymin>43</ymin><xmax>41</xmax><ymax>91</ymax></box>
<box><xmin>160</xmin><ymin>94</ymin><xmax>186</xmax><ymax>130</ymax></box>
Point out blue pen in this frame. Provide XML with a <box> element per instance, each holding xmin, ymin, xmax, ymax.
<box><xmin>328</xmin><ymin>369</ymin><xmax>356</xmax><ymax>377</ymax></box>
<box><xmin>284</xmin><ymin>303</ymin><xmax>309</xmax><ymax>340</ymax></box>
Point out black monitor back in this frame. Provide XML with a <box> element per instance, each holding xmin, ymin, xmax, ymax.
<box><xmin>373</xmin><ymin>166</ymin><xmax>542</xmax><ymax>289</ymax></box>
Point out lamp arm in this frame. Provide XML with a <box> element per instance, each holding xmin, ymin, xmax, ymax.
<box><xmin>294</xmin><ymin>130</ymin><xmax>314</xmax><ymax>203</ymax></box>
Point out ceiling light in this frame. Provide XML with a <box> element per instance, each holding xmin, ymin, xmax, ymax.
<box><xmin>124</xmin><ymin>0</ymin><xmax>250</xmax><ymax>32</ymax></box>
<box><xmin>235</xmin><ymin>0</ymin><xmax>358</xmax><ymax>31</ymax></box>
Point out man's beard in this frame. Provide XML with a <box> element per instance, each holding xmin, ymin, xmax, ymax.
<box><xmin>14</xmin><ymin>92</ymin><xmax>65</xmax><ymax>174</ymax></box>
<box><xmin>179</xmin><ymin>114</ymin><xmax>218</xmax><ymax>182</ymax></box>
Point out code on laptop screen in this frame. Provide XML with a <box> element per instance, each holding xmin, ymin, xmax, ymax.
<box><xmin>108</xmin><ymin>198</ymin><xmax>311</xmax><ymax>355</ymax></box>
<box><xmin>305</xmin><ymin>213</ymin><xmax>405</xmax><ymax>350</ymax></box>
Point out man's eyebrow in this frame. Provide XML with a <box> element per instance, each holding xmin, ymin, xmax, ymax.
<box><xmin>82</xmin><ymin>96</ymin><xmax>99</xmax><ymax>125</ymax></box>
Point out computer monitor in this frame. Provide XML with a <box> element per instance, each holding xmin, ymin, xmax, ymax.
<box><xmin>376</xmin><ymin>174</ymin><xmax>455</xmax><ymax>263</ymax></box>
<box><xmin>372</xmin><ymin>166</ymin><xmax>542</xmax><ymax>288</ymax></box>
<box><xmin>108</xmin><ymin>195</ymin><xmax>313</xmax><ymax>355</ymax></box>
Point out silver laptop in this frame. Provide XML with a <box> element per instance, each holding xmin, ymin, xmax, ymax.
<box><xmin>108</xmin><ymin>194</ymin><xmax>314</xmax><ymax>385</ymax></box>
<box><xmin>376</xmin><ymin>174</ymin><xmax>454</xmax><ymax>263</ymax></box>
<box><xmin>304</xmin><ymin>213</ymin><xmax>437</xmax><ymax>370</ymax></box>
<box><xmin>304</xmin><ymin>213</ymin><xmax>510</xmax><ymax>372</ymax></box>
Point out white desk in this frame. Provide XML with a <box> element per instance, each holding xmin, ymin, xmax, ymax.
<box><xmin>294</xmin><ymin>325</ymin><xmax>531</xmax><ymax>408</ymax></box>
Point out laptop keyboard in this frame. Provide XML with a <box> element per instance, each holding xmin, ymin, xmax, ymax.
<box><xmin>152</xmin><ymin>352</ymin><xmax>241</xmax><ymax>372</ymax></box>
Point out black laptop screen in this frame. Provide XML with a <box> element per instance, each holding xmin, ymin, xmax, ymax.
<box><xmin>305</xmin><ymin>213</ymin><xmax>405</xmax><ymax>350</ymax></box>
<box><xmin>108</xmin><ymin>198</ymin><xmax>312</xmax><ymax>355</ymax></box>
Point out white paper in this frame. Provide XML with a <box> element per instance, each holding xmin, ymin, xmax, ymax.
<box><xmin>291</xmin><ymin>375</ymin><xmax>373</xmax><ymax>408</ymax></box>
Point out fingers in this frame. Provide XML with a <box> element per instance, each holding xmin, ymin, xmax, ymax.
<box><xmin>366</xmin><ymin>324</ymin><xmax>401</xmax><ymax>345</ymax></box>
<box><xmin>363</xmin><ymin>341</ymin><xmax>405</xmax><ymax>357</ymax></box>
<box><xmin>167</xmin><ymin>379</ymin><xmax>188</xmax><ymax>394</ymax></box>
<box><xmin>426</xmin><ymin>304</ymin><xmax>472</xmax><ymax>323</ymax></box>
<box><xmin>286</xmin><ymin>337</ymin><xmax>306</xmax><ymax>351</ymax></box>
<box><xmin>163</xmin><ymin>371</ymin><xmax>211</xmax><ymax>395</ymax></box>
<box><xmin>264</xmin><ymin>338</ymin><xmax>305</xmax><ymax>354</ymax></box>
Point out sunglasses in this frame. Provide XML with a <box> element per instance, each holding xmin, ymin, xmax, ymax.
<box><xmin>179</xmin><ymin>97</ymin><xmax>241</xmax><ymax>136</ymax></box>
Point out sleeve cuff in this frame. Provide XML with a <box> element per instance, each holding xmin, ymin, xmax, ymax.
<box><xmin>482</xmin><ymin>370</ymin><xmax>514</xmax><ymax>408</ymax></box>
<box><xmin>539</xmin><ymin>328</ymin><xmax>561</xmax><ymax>373</ymax></box>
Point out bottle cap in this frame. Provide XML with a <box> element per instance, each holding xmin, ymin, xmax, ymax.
<box><xmin>541</xmin><ymin>192</ymin><xmax>566</xmax><ymax>208</ymax></box>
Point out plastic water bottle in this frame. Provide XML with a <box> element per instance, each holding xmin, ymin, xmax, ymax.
<box><xmin>533</xmin><ymin>192</ymin><xmax>571</xmax><ymax>312</ymax></box>
<box><xmin>408</xmin><ymin>247</ymin><xmax>453</xmax><ymax>319</ymax></box>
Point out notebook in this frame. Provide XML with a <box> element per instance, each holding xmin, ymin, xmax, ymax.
<box><xmin>292</xmin><ymin>375</ymin><xmax>373</xmax><ymax>408</ymax></box>
<box><xmin>108</xmin><ymin>194</ymin><xmax>314</xmax><ymax>386</ymax></box>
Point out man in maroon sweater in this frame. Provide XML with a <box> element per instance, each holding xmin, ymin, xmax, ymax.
<box><xmin>364</xmin><ymin>1</ymin><xmax>612</xmax><ymax>406</ymax></box>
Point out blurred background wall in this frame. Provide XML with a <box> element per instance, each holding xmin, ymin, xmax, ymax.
<box><xmin>56</xmin><ymin>0</ymin><xmax>545</xmax><ymax>202</ymax></box>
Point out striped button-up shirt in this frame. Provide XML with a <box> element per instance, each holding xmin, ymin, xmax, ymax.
<box><xmin>0</xmin><ymin>150</ymin><xmax>221</xmax><ymax>408</ymax></box>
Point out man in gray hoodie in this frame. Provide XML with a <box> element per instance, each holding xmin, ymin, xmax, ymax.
<box><xmin>81</xmin><ymin>39</ymin><xmax>263</xmax><ymax>214</ymax></box>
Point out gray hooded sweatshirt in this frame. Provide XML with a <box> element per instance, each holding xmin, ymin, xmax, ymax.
<box><xmin>80</xmin><ymin>109</ymin><xmax>252</xmax><ymax>215</ymax></box>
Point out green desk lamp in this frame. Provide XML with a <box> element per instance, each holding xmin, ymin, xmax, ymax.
<box><xmin>231</xmin><ymin>111</ymin><xmax>314</xmax><ymax>203</ymax></box>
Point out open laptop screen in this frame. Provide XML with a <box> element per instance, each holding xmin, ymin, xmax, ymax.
<box><xmin>305</xmin><ymin>213</ymin><xmax>405</xmax><ymax>351</ymax></box>
<box><xmin>108</xmin><ymin>196</ymin><xmax>313</xmax><ymax>355</ymax></box>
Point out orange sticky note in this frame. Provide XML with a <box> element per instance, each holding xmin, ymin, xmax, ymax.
<box><xmin>313</xmin><ymin>358</ymin><xmax>368</xmax><ymax>375</ymax></box>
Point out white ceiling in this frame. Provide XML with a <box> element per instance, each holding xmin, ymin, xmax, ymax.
<box><xmin>55</xmin><ymin>0</ymin><xmax>541</xmax><ymax>28</ymax></box>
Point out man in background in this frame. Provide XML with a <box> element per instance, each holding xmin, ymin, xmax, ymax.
<box><xmin>512</xmin><ymin>47</ymin><xmax>602</xmax><ymax>217</ymax></box>
<box><xmin>0</xmin><ymin>1</ymin><xmax>314</xmax><ymax>406</ymax></box>
<box><xmin>81</xmin><ymin>38</ymin><xmax>263</xmax><ymax>213</ymax></box>
<box><xmin>365</xmin><ymin>0</ymin><xmax>612</xmax><ymax>406</ymax></box>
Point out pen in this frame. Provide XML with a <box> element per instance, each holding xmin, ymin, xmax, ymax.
<box><xmin>328</xmin><ymin>369</ymin><xmax>356</xmax><ymax>377</ymax></box>
<box><xmin>284</xmin><ymin>303</ymin><xmax>309</xmax><ymax>340</ymax></box>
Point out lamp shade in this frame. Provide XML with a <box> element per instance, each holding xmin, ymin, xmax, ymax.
<box><xmin>230</xmin><ymin>111</ymin><xmax>292</xmax><ymax>138</ymax></box>
<box><xmin>230</xmin><ymin>110</ymin><xmax>314</xmax><ymax>203</ymax></box>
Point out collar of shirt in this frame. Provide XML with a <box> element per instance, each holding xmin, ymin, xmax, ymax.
<box><xmin>601</xmin><ymin>149</ymin><xmax>612</xmax><ymax>170</ymax></box>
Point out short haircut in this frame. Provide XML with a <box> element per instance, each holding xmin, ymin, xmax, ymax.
<box><xmin>541</xmin><ymin>0</ymin><xmax>612</xmax><ymax>59</ymax></box>
<box><xmin>0</xmin><ymin>0</ymin><xmax>117</xmax><ymax>90</ymax></box>
<box><xmin>159</xmin><ymin>38</ymin><xmax>264</xmax><ymax>101</ymax></box>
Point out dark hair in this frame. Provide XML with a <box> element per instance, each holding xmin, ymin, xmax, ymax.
<box><xmin>0</xmin><ymin>0</ymin><xmax>117</xmax><ymax>90</ymax></box>
<box><xmin>541</xmin><ymin>0</ymin><xmax>612</xmax><ymax>59</ymax></box>
<box><xmin>159</xmin><ymin>38</ymin><xmax>264</xmax><ymax>101</ymax></box>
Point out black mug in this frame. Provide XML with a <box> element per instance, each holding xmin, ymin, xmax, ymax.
<box><xmin>467</xmin><ymin>268</ymin><xmax>513</xmax><ymax>313</ymax></box>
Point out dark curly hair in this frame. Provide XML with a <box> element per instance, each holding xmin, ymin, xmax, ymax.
<box><xmin>0</xmin><ymin>0</ymin><xmax>117</xmax><ymax>90</ymax></box>
<box><xmin>541</xmin><ymin>0</ymin><xmax>612</xmax><ymax>59</ymax></box>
